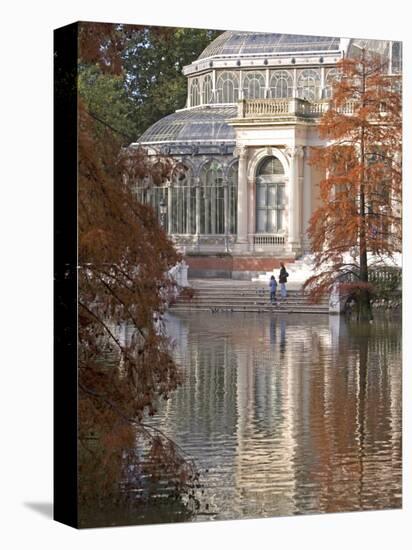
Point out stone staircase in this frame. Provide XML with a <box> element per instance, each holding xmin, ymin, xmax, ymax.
<box><xmin>252</xmin><ymin>254</ymin><xmax>315</xmax><ymax>287</ymax></box>
<box><xmin>169</xmin><ymin>278</ymin><xmax>329</xmax><ymax>314</ymax></box>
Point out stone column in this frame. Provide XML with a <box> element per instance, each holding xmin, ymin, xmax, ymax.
<box><xmin>212</xmin><ymin>69</ymin><xmax>216</xmax><ymax>103</ymax></box>
<box><xmin>237</xmin><ymin>146</ymin><xmax>248</xmax><ymax>244</ymax></box>
<box><xmin>248</xmin><ymin>177</ymin><xmax>255</xmax><ymax>245</ymax></box>
<box><xmin>299</xmin><ymin>171</ymin><xmax>304</xmax><ymax>241</ymax></box>
<box><xmin>187</xmin><ymin>79</ymin><xmax>192</xmax><ymax>108</ymax></box>
<box><xmin>320</xmin><ymin>67</ymin><xmax>325</xmax><ymax>98</ymax></box>
<box><xmin>223</xmin><ymin>178</ymin><xmax>229</xmax><ymax>251</ymax></box>
<box><xmin>194</xmin><ymin>177</ymin><xmax>201</xmax><ymax>248</ymax></box>
<box><xmin>287</xmin><ymin>146</ymin><xmax>304</xmax><ymax>253</ymax></box>
<box><xmin>292</xmin><ymin>68</ymin><xmax>297</xmax><ymax>97</ymax></box>
<box><xmin>167</xmin><ymin>186</ymin><xmax>172</xmax><ymax>235</ymax></box>
<box><xmin>302</xmin><ymin>147</ymin><xmax>312</xmax><ymax>252</ymax></box>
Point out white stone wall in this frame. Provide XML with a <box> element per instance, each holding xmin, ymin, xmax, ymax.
<box><xmin>230</xmin><ymin>118</ymin><xmax>328</xmax><ymax>256</ymax></box>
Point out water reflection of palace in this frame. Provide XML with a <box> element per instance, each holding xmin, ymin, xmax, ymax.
<box><xmin>161</xmin><ymin>313</ymin><xmax>401</xmax><ymax>518</ymax></box>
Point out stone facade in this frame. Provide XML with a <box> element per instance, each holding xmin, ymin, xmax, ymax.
<box><xmin>131</xmin><ymin>32</ymin><xmax>401</xmax><ymax>277</ymax></box>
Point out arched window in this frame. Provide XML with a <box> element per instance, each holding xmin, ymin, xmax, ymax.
<box><xmin>242</xmin><ymin>72</ymin><xmax>266</xmax><ymax>99</ymax></box>
<box><xmin>171</xmin><ymin>164</ymin><xmax>196</xmax><ymax>234</ymax></box>
<box><xmin>190</xmin><ymin>78</ymin><xmax>200</xmax><ymax>106</ymax></box>
<box><xmin>202</xmin><ymin>74</ymin><xmax>213</xmax><ymax>104</ymax></box>
<box><xmin>269</xmin><ymin>70</ymin><xmax>293</xmax><ymax>98</ymax></box>
<box><xmin>324</xmin><ymin>68</ymin><xmax>338</xmax><ymax>99</ymax></box>
<box><xmin>134</xmin><ymin>162</ymin><xmax>169</xmax><ymax>229</ymax></box>
<box><xmin>216</xmin><ymin>72</ymin><xmax>239</xmax><ymax>103</ymax></box>
<box><xmin>200</xmin><ymin>161</ymin><xmax>224</xmax><ymax>234</ymax></box>
<box><xmin>228</xmin><ymin>162</ymin><xmax>238</xmax><ymax>234</ymax></box>
<box><xmin>297</xmin><ymin>69</ymin><xmax>321</xmax><ymax>101</ymax></box>
<box><xmin>256</xmin><ymin>157</ymin><xmax>285</xmax><ymax>233</ymax></box>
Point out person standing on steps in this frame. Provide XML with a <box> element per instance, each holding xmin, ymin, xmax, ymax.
<box><xmin>279</xmin><ymin>262</ymin><xmax>289</xmax><ymax>301</ymax></box>
<box><xmin>269</xmin><ymin>275</ymin><xmax>277</xmax><ymax>305</ymax></box>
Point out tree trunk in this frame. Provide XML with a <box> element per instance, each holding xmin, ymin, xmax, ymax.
<box><xmin>358</xmin><ymin>196</ymin><xmax>373</xmax><ymax>321</ymax></box>
<box><xmin>358</xmin><ymin>49</ymin><xmax>373</xmax><ymax>322</ymax></box>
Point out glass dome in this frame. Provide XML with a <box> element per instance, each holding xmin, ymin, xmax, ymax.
<box><xmin>139</xmin><ymin>106</ymin><xmax>237</xmax><ymax>144</ymax></box>
<box><xmin>198</xmin><ymin>31</ymin><xmax>340</xmax><ymax>59</ymax></box>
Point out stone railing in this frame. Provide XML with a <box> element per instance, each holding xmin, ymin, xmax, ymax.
<box><xmin>242</xmin><ymin>99</ymin><xmax>291</xmax><ymax>117</ymax></box>
<box><xmin>329</xmin><ymin>266</ymin><xmax>402</xmax><ymax>314</ymax></box>
<box><xmin>237</xmin><ymin>98</ymin><xmax>357</xmax><ymax>119</ymax></box>
<box><xmin>252</xmin><ymin>234</ymin><xmax>286</xmax><ymax>246</ymax></box>
<box><xmin>296</xmin><ymin>100</ymin><xmax>328</xmax><ymax>116</ymax></box>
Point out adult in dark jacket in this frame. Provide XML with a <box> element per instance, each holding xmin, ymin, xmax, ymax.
<box><xmin>279</xmin><ymin>262</ymin><xmax>289</xmax><ymax>300</ymax></box>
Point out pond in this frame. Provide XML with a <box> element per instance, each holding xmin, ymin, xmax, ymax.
<box><xmin>80</xmin><ymin>312</ymin><xmax>402</xmax><ymax>527</ymax></box>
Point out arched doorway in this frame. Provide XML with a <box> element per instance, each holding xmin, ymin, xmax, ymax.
<box><xmin>255</xmin><ymin>157</ymin><xmax>286</xmax><ymax>234</ymax></box>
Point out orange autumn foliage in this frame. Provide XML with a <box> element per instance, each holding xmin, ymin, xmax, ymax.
<box><xmin>304</xmin><ymin>51</ymin><xmax>402</xmax><ymax>315</ymax></box>
<box><xmin>77</xmin><ymin>23</ymin><xmax>199</xmax><ymax>511</ymax></box>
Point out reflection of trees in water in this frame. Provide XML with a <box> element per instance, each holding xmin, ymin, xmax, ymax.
<box><xmin>159</xmin><ymin>313</ymin><xmax>401</xmax><ymax>518</ymax></box>
<box><xmin>161</xmin><ymin>316</ymin><xmax>240</xmax><ymax>441</ymax></box>
<box><xmin>299</xmin><ymin>317</ymin><xmax>402</xmax><ymax>513</ymax></box>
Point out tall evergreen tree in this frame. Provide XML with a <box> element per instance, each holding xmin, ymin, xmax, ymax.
<box><xmin>79</xmin><ymin>25</ymin><xmax>221</xmax><ymax>141</ymax></box>
<box><xmin>122</xmin><ymin>27</ymin><xmax>221</xmax><ymax>136</ymax></box>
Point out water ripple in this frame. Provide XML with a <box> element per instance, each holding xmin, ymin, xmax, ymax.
<box><xmin>154</xmin><ymin>312</ymin><xmax>403</xmax><ymax>520</ymax></box>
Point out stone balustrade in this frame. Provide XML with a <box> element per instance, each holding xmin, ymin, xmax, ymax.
<box><xmin>243</xmin><ymin>99</ymin><xmax>291</xmax><ymax>117</ymax></box>
<box><xmin>252</xmin><ymin>233</ymin><xmax>286</xmax><ymax>246</ymax></box>
<box><xmin>237</xmin><ymin>98</ymin><xmax>357</xmax><ymax>119</ymax></box>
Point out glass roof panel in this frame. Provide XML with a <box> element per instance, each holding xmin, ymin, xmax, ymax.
<box><xmin>139</xmin><ymin>106</ymin><xmax>237</xmax><ymax>144</ymax></box>
<box><xmin>198</xmin><ymin>31</ymin><xmax>340</xmax><ymax>59</ymax></box>
<box><xmin>347</xmin><ymin>38</ymin><xmax>391</xmax><ymax>57</ymax></box>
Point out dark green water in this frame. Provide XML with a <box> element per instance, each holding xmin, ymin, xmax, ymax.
<box><xmin>81</xmin><ymin>312</ymin><xmax>402</xmax><ymax>527</ymax></box>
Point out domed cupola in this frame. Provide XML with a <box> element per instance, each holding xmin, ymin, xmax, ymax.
<box><xmin>182</xmin><ymin>31</ymin><xmax>344</xmax><ymax>109</ymax></box>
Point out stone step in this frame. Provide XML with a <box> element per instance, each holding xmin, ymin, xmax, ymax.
<box><xmin>171</xmin><ymin>300</ymin><xmax>328</xmax><ymax>308</ymax></box>
<box><xmin>170</xmin><ymin>306</ymin><xmax>328</xmax><ymax>314</ymax></box>
<box><xmin>173</xmin><ymin>297</ymin><xmax>325</xmax><ymax>303</ymax></box>
<box><xmin>179</xmin><ymin>301</ymin><xmax>327</xmax><ymax>306</ymax></box>
<box><xmin>173</xmin><ymin>277</ymin><xmax>329</xmax><ymax>314</ymax></box>
<box><xmin>190</xmin><ymin>288</ymin><xmax>305</xmax><ymax>293</ymax></box>
<box><xmin>173</xmin><ymin>300</ymin><xmax>329</xmax><ymax>309</ymax></box>
<box><xmin>185</xmin><ymin>290</ymin><xmax>314</xmax><ymax>297</ymax></box>
<box><xmin>178</xmin><ymin>294</ymin><xmax>325</xmax><ymax>298</ymax></box>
